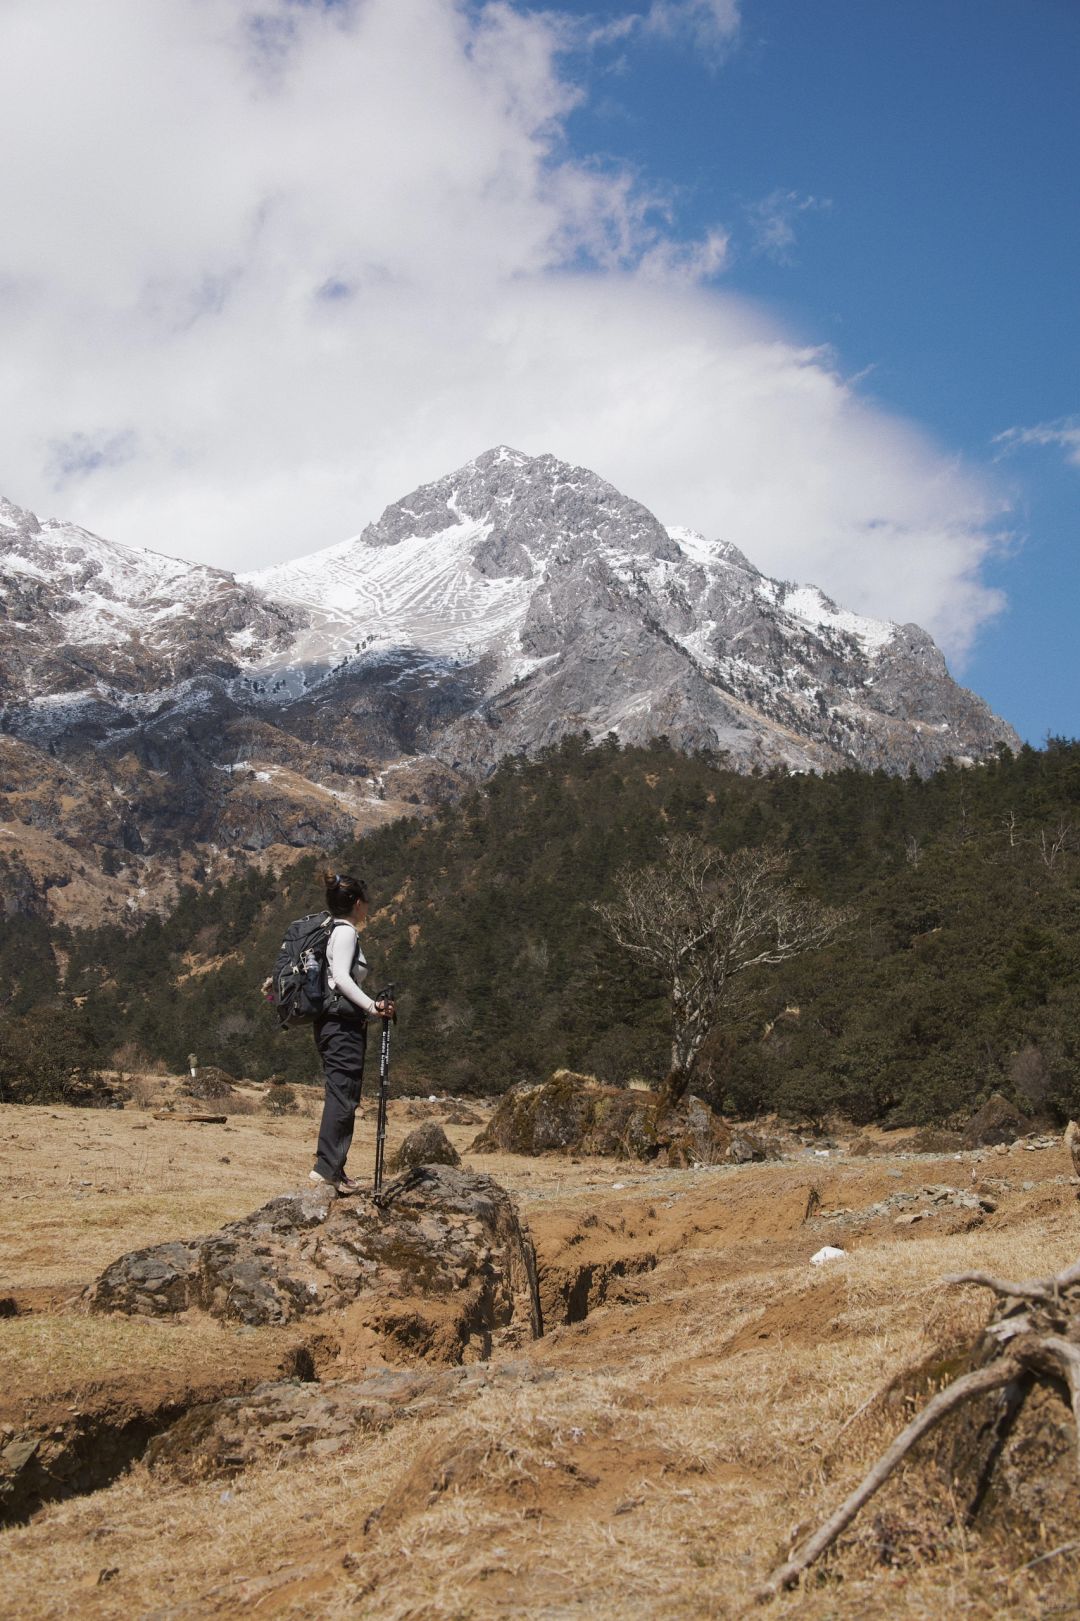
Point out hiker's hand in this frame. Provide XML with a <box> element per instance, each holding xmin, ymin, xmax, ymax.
<box><xmin>374</xmin><ymin>997</ymin><xmax>395</xmax><ymax>1019</ymax></box>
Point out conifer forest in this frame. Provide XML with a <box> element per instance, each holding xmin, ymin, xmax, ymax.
<box><xmin>2</xmin><ymin>735</ymin><xmax>1079</xmax><ymax>1129</ymax></box>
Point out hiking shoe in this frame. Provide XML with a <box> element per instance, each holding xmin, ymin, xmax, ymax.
<box><xmin>308</xmin><ymin>1170</ymin><xmax>337</xmax><ymax>1195</ymax></box>
<box><xmin>336</xmin><ymin>1172</ymin><xmax>361</xmax><ymax>1194</ymax></box>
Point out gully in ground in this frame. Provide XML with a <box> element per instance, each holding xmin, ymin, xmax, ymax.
<box><xmin>1</xmin><ymin>1077</ymin><xmax>1079</xmax><ymax>1620</ymax></box>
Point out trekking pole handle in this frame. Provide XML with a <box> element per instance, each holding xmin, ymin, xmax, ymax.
<box><xmin>376</xmin><ymin>983</ymin><xmax>397</xmax><ymax>1024</ymax></box>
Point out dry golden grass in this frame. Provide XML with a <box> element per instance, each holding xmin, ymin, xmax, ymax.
<box><xmin>0</xmin><ymin>1313</ymin><xmax>295</xmax><ymax>1413</ymax></box>
<box><xmin>1</xmin><ymin>1098</ymin><xmax>1078</xmax><ymax>1618</ymax></box>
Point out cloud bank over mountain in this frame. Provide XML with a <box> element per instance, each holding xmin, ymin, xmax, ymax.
<box><xmin>0</xmin><ymin>0</ymin><xmax>1005</xmax><ymax>659</ymax></box>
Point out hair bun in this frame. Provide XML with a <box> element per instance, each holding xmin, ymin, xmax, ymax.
<box><xmin>323</xmin><ymin>868</ymin><xmax>369</xmax><ymax>916</ymax></box>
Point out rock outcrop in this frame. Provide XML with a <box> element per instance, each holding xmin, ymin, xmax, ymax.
<box><xmin>391</xmin><ymin>1122</ymin><xmax>461</xmax><ymax>1171</ymax></box>
<box><xmin>961</xmin><ymin>1092</ymin><xmax>1030</xmax><ymax>1147</ymax></box>
<box><xmin>471</xmin><ymin>1072</ymin><xmax>733</xmax><ymax>1168</ymax></box>
<box><xmin>146</xmin><ymin>1361</ymin><xmax>554</xmax><ymax>1484</ymax></box>
<box><xmin>86</xmin><ymin>1166</ymin><xmax>542</xmax><ymax>1355</ymax></box>
<box><xmin>179</xmin><ymin>1066</ymin><xmax>236</xmax><ymax>1101</ymax></box>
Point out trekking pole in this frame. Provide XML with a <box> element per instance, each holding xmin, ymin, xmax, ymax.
<box><xmin>372</xmin><ymin>983</ymin><xmax>396</xmax><ymax>1198</ymax></box>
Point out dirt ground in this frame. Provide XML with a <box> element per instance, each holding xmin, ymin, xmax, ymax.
<box><xmin>1</xmin><ymin>1086</ymin><xmax>1079</xmax><ymax>1619</ymax></box>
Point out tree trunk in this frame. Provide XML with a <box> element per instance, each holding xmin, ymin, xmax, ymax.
<box><xmin>660</xmin><ymin>1067</ymin><xmax>690</xmax><ymax>1106</ymax></box>
<box><xmin>668</xmin><ymin>1006</ymin><xmax>708</xmax><ymax>1104</ymax></box>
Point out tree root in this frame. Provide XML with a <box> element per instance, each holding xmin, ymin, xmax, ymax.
<box><xmin>758</xmin><ymin>1253</ymin><xmax>1080</xmax><ymax>1602</ymax></box>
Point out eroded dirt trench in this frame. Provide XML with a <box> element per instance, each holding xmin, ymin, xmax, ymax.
<box><xmin>2</xmin><ymin>1147</ymin><xmax>1030</xmax><ymax>1524</ymax></box>
<box><xmin>1</xmin><ymin>1155</ymin><xmax>836</xmax><ymax>1523</ymax></box>
<box><xmin>4</xmin><ymin>1101</ymin><xmax>1080</xmax><ymax>1620</ymax></box>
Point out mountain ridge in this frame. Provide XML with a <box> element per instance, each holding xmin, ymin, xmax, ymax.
<box><xmin>0</xmin><ymin>448</ymin><xmax>1019</xmax><ymax>922</ymax></box>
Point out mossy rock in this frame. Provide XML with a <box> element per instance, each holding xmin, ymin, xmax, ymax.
<box><xmin>180</xmin><ymin>1066</ymin><xmax>236</xmax><ymax>1101</ymax></box>
<box><xmin>471</xmin><ymin>1071</ymin><xmax>731</xmax><ymax>1166</ymax></box>
<box><xmin>392</xmin><ymin>1122</ymin><xmax>461</xmax><ymax>1171</ymax></box>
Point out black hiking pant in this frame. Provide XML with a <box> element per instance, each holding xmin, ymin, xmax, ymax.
<box><xmin>312</xmin><ymin>1012</ymin><xmax>367</xmax><ymax>1182</ymax></box>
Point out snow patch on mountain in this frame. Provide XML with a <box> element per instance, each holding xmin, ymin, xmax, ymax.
<box><xmin>774</xmin><ymin>584</ymin><xmax>896</xmax><ymax>656</ymax></box>
<box><xmin>244</xmin><ymin>516</ymin><xmax>535</xmax><ymax>673</ymax></box>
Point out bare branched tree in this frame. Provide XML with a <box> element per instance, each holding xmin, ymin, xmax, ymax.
<box><xmin>596</xmin><ymin>836</ymin><xmax>849</xmax><ymax>1103</ymax></box>
<box><xmin>1040</xmin><ymin>818</ymin><xmax>1073</xmax><ymax>871</ymax></box>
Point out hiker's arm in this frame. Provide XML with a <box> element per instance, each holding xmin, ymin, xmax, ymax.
<box><xmin>327</xmin><ymin>927</ymin><xmax>378</xmax><ymax>1016</ymax></box>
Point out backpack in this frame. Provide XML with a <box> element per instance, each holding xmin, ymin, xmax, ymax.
<box><xmin>266</xmin><ymin>912</ymin><xmax>343</xmax><ymax>1029</ymax></box>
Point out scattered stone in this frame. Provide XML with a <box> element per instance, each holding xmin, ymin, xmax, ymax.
<box><xmin>441</xmin><ymin>1104</ymin><xmax>483</xmax><ymax>1127</ymax></box>
<box><xmin>2</xmin><ymin>1438</ymin><xmax>39</xmax><ymax>1472</ymax></box>
<box><xmin>728</xmin><ymin>1131</ymin><xmax>779</xmax><ymax>1164</ymax></box>
<box><xmin>86</xmin><ymin>1166</ymin><xmax>543</xmax><ymax>1356</ymax></box>
<box><xmin>809</xmin><ymin>1246</ymin><xmax>846</xmax><ymax>1265</ymax></box>
<box><xmin>391</xmin><ymin>1122</ymin><xmax>461</xmax><ymax>1172</ymax></box>
<box><xmin>894</xmin><ymin>1212</ymin><xmax>927</xmax><ymax>1226</ymax></box>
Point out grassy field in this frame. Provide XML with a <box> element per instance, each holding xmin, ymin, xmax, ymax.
<box><xmin>1</xmin><ymin>1084</ymin><xmax>1078</xmax><ymax>1619</ymax></box>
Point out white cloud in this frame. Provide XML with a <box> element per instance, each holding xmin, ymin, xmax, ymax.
<box><xmin>635</xmin><ymin>228</ymin><xmax>731</xmax><ymax>283</ymax></box>
<box><xmin>995</xmin><ymin>418</ymin><xmax>1080</xmax><ymax>471</ymax></box>
<box><xmin>643</xmin><ymin>1</ymin><xmax>741</xmax><ymax>58</ymax></box>
<box><xmin>581</xmin><ymin>0</ymin><xmax>740</xmax><ymax>57</ymax></box>
<box><xmin>0</xmin><ymin>0</ymin><xmax>1005</xmax><ymax>662</ymax></box>
<box><xmin>746</xmin><ymin>189</ymin><xmax>832</xmax><ymax>263</ymax></box>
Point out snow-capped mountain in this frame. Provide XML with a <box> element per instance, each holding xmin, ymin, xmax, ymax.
<box><xmin>245</xmin><ymin>446</ymin><xmax>1015</xmax><ymax>776</ymax></box>
<box><xmin>0</xmin><ymin>450</ymin><xmax>1019</xmax><ymax>921</ymax></box>
<box><xmin>0</xmin><ymin>495</ymin><xmax>298</xmax><ymax>698</ymax></box>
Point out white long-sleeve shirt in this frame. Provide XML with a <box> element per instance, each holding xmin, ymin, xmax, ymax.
<box><xmin>326</xmin><ymin>920</ymin><xmax>378</xmax><ymax>1016</ymax></box>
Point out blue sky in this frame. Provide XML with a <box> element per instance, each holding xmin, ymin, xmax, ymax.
<box><xmin>0</xmin><ymin>0</ymin><xmax>1075</xmax><ymax>743</ymax></box>
<box><xmin>550</xmin><ymin>0</ymin><xmax>1078</xmax><ymax>742</ymax></box>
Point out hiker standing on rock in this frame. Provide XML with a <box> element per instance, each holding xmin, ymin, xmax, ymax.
<box><xmin>309</xmin><ymin>871</ymin><xmax>393</xmax><ymax>1195</ymax></box>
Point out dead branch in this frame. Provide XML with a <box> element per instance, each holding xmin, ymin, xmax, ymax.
<box><xmin>758</xmin><ymin>1252</ymin><xmax>1080</xmax><ymax>1601</ymax></box>
<box><xmin>153</xmin><ymin>1110</ymin><xmax>228</xmax><ymax>1124</ymax></box>
<box><xmin>757</xmin><ymin>1361</ymin><xmax>1020</xmax><ymax>1601</ymax></box>
<box><xmin>944</xmin><ymin>1270</ymin><xmax>1060</xmax><ymax>1305</ymax></box>
<box><xmin>946</xmin><ymin>1257</ymin><xmax>1080</xmax><ymax>1299</ymax></box>
<box><xmin>1020</xmin><ymin>1539</ymin><xmax>1080</xmax><ymax>1572</ymax></box>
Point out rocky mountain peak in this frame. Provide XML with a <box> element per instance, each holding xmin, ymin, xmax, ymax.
<box><xmin>0</xmin><ymin>452</ymin><xmax>1022</xmax><ymax>924</ymax></box>
<box><xmin>358</xmin><ymin>446</ymin><xmax>681</xmax><ymax>573</ymax></box>
<box><xmin>0</xmin><ymin>495</ymin><xmax>41</xmax><ymax>534</ymax></box>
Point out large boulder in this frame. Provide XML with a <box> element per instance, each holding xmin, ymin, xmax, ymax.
<box><xmin>85</xmin><ymin>1166</ymin><xmax>543</xmax><ymax>1354</ymax></box>
<box><xmin>961</xmin><ymin>1091</ymin><xmax>1030</xmax><ymax>1148</ymax></box>
<box><xmin>471</xmin><ymin>1072</ymin><xmax>732</xmax><ymax>1167</ymax></box>
<box><xmin>391</xmin><ymin>1122</ymin><xmax>461</xmax><ymax>1171</ymax></box>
